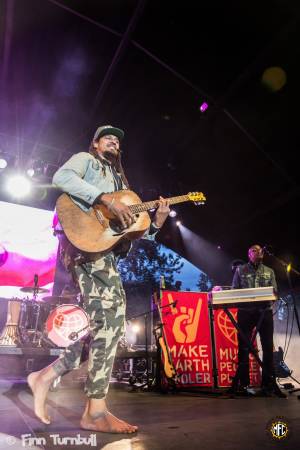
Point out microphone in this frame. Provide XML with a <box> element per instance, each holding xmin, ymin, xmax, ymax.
<box><xmin>33</xmin><ymin>274</ymin><xmax>39</xmax><ymax>296</ymax></box>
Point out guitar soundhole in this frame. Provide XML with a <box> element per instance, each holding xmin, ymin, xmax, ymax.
<box><xmin>109</xmin><ymin>220</ymin><xmax>126</xmax><ymax>235</ymax></box>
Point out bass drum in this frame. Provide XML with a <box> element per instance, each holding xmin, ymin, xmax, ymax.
<box><xmin>44</xmin><ymin>304</ymin><xmax>89</xmax><ymax>347</ymax></box>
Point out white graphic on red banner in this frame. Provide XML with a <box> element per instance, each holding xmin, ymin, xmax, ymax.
<box><xmin>161</xmin><ymin>291</ymin><xmax>213</xmax><ymax>387</ymax></box>
<box><xmin>214</xmin><ymin>308</ymin><xmax>261</xmax><ymax>387</ymax></box>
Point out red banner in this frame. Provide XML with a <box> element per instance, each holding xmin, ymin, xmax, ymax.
<box><xmin>213</xmin><ymin>308</ymin><xmax>261</xmax><ymax>387</ymax></box>
<box><xmin>161</xmin><ymin>290</ymin><xmax>213</xmax><ymax>387</ymax></box>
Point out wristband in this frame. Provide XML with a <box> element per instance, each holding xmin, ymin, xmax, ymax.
<box><xmin>151</xmin><ymin>222</ymin><xmax>161</xmax><ymax>230</ymax></box>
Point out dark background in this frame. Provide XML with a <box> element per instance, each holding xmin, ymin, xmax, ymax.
<box><xmin>0</xmin><ymin>0</ymin><xmax>299</xmax><ymax>290</ymax></box>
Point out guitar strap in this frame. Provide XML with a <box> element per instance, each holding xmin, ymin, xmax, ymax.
<box><xmin>110</xmin><ymin>164</ymin><xmax>123</xmax><ymax>191</ymax></box>
<box><xmin>97</xmin><ymin>155</ymin><xmax>123</xmax><ymax>191</ymax></box>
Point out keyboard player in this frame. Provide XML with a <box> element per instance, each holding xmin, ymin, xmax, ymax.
<box><xmin>231</xmin><ymin>244</ymin><xmax>286</xmax><ymax>397</ymax></box>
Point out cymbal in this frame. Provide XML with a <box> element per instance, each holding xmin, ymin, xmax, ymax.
<box><xmin>20</xmin><ymin>286</ymin><xmax>50</xmax><ymax>294</ymax></box>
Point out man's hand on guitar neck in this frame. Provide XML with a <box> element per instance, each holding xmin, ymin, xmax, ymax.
<box><xmin>96</xmin><ymin>193</ymin><xmax>170</xmax><ymax>231</ymax></box>
<box><xmin>98</xmin><ymin>193</ymin><xmax>135</xmax><ymax>229</ymax></box>
<box><xmin>152</xmin><ymin>196</ymin><xmax>170</xmax><ymax>229</ymax></box>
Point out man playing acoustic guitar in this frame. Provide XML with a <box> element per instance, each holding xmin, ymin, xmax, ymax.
<box><xmin>27</xmin><ymin>125</ymin><xmax>170</xmax><ymax>433</ymax></box>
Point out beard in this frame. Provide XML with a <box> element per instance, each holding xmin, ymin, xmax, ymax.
<box><xmin>102</xmin><ymin>149</ymin><xmax>118</xmax><ymax>164</ymax></box>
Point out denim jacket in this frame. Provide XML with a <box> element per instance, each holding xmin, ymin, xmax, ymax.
<box><xmin>232</xmin><ymin>262</ymin><xmax>277</xmax><ymax>309</ymax></box>
<box><xmin>52</xmin><ymin>151</ymin><xmax>157</xmax><ymax>244</ymax></box>
<box><xmin>232</xmin><ymin>262</ymin><xmax>277</xmax><ymax>291</ymax></box>
<box><xmin>52</xmin><ymin>152</ymin><xmax>126</xmax><ymax>211</ymax></box>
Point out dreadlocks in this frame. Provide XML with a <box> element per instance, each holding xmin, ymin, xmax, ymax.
<box><xmin>89</xmin><ymin>140</ymin><xmax>130</xmax><ymax>189</ymax></box>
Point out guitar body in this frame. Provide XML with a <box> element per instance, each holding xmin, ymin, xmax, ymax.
<box><xmin>153</xmin><ymin>291</ymin><xmax>177</xmax><ymax>382</ymax></box>
<box><xmin>56</xmin><ymin>190</ymin><xmax>151</xmax><ymax>253</ymax></box>
<box><xmin>159</xmin><ymin>336</ymin><xmax>177</xmax><ymax>379</ymax></box>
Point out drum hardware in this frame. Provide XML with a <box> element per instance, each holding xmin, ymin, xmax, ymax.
<box><xmin>44</xmin><ymin>304</ymin><xmax>90</xmax><ymax>347</ymax></box>
<box><xmin>68</xmin><ymin>324</ymin><xmax>90</xmax><ymax>342</ymax></box>
<box><xmin>0</xmin><ymin>295</ymin><xmax>88</xmax><ymax>348</ymax></box>
<box><xmin>32</xmin><ymin>301</ymin><xmax>43</xmax><ymax>346</ymax></box>
<box><xmin>19</xmin><ymin>275</ymin><xmax>50</xmax><ymax>346</ymax></box>
<box><xmin>19</xmin><ymin>286</ymin><xmax>50</xmax><ymax>294</ymax></box>
<box><xmin>0</xmin><ymin>298</ymin><xmax>23</xmax><ymax>346</ymax></box>
<box><xmin>2</xmin><ymin>277</ymin><xmax>86</xmax><ymax>350</ymax></box>
<box><xmin>19</xmin><ymin>298</ymin><xmax>50</xmax><ymax>346</ymax></box>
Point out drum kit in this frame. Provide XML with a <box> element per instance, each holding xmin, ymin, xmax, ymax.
<box><xmin>0</xmin><ymin>285</ymin><xmax>89</xmax><ymax>348</ymax></box>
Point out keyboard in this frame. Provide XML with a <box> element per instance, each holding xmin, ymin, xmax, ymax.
<box><xmin>209</xmin><ymin>286</ymin><xmax>276</xmax><ymax>307</ymax></box>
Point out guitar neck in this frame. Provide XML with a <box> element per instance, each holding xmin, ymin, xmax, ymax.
<box><xmin>129</xmin><ymin>195</ymin><xmax>190</xmax><ymax>214</ymax></box>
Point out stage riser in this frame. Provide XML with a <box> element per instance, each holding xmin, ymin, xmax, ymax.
<box><xmin>0</xmin><ymin>355</ymin><xmax>58</xmax><ymax>378</ymax></box>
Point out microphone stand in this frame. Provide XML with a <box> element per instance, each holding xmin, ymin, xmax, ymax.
<box><xmin>127</xmin><ymin>301</ymin><xmax>177</xmax><ymax>391</ymax></box>
<box><xmin>32</xmin><ymin>274</ymin><xmax>42</xmax><ymax>346</ymax></box>
<box><xmin>264</xmin><ymin>248</ymin><xmax>300</xmax><ymax>396</ymax></box>
<box><xmin>126</xmin><ymin>305</ymin><xmax>155</xmax><ymax>390</ymax></box>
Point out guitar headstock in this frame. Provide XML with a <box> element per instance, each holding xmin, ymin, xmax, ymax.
<box><xmin>187</xmin><ymin>192</ymin><xmax>206</xmax><ymax>205</ymax></box>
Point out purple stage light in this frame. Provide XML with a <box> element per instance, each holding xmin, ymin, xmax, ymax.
<box><xmin>200</xmin><ymin>102</ymin><xmax>208</xmax><ymax>113</ymax></box>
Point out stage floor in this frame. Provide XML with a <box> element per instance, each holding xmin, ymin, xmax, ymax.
<box><xmin>0</xmin><ymin>378</ymin><xmax>299</xmax><ymax>450</ymax></box>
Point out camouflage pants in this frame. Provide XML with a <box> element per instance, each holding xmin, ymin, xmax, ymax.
<box><xmin>52</xmin><ymin>252</ymin><xmax>126</xmax><ymax>399</ymax></box>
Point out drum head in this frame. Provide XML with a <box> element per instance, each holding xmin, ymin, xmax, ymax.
<box><xmin>45</xmin><ymin>304</ymin><xmax>89</xmax><ymax>347</ymax></box>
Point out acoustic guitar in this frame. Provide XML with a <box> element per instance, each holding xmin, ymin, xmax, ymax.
<box><xmin>56</xmin><ymin>190</ymin><xmax>206</xmax><ymax>253</ymax></box>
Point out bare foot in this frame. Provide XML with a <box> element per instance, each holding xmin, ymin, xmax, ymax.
<box><xmin>27</xmin><ymin>371</ymin><xmax>51</xmax><ymax>424</ymax></box>
<box><xmin>80</xmin><ymin>411</ymin><xmax>138</xmax><ymax>434</ymax></box>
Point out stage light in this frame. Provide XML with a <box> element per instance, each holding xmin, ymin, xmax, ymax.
<box><xmin>176</xmin><ymin>220</ymin><xmax>181</xmax><ymax>227</ymax></box>
<box><xmin>0</xmin><ymin>158</ymin><xmax>8</xmax><ymax>169</ymax></box>
<box><xmin>200</xmin><ymin>102</ymin><xmax>208</xmax><ymax>113</ymax></box>
<box><xmin>169</xmin><ymin>209</ymin><xmax>177</xmax><ymax>218</ymax></box>
<box><xmin>0</xmin><ymin>151</ymin><xmax>16</xmax><ymax>169</ymax></box>
<box><xmin>6</xmin><ymin>175</ymin><xmax>32</xmax><ymax>198</ymax></box>
<box><xmin>26</xmin><ymin>159</ymin><xmax>45</xmax><ymax>179</ymax></box>
<box><xmin>27</xmin><ymin>168</ymin><xmax>35</xmax><ymax>177</ymax></box>
<box><xmin>25</xmin><ymin>160</ymin><xmax>59</xmax><ymax>181</ymax></box>
<box><xmin>132</xmin><ymin>324</ymin><xmax>141</xmax><ymax>334</ymax></box>
<box><xmin>178</xmin><ymin>225</ymin><xmax>233</xmax><ymax>286</ymax></box>
<box><xmin>262</xmin><ymin>66</ymin><xmax>287</xmax><ymax>92</ymax></box>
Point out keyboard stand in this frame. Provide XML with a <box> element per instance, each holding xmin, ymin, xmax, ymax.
<box><xmin>222</xmin><ymin>306</ymin><xmax>285</xmax><ymax>398</ymax></box>
<box><xmin>221</xmin><ymin>306</ymin><xmax>263</xmax><ymax>393</ymax></box>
